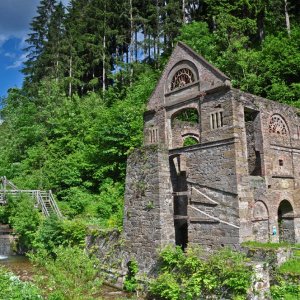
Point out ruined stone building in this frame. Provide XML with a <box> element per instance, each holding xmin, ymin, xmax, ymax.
<box><xmin>124</xmin><ymin>42</ymin><xmax>300</xmax><ymax>272</ymax></box>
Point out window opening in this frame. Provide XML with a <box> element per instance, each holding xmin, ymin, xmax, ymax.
<box><xmin>170</xmin><ymin>68</ymin><xmax>195</xmax><ymax>91</ymax></box>
<box><xmin>244</xmin><ymin>108</ymin><xmax>261</xmax><ymax>176</ymax></box>
<box><xmin>269</xmin><ymin>114</ymin><xmax>288</xmax><ymax>135</ymax></box>
<box><xmin>183</xmin><ymin>136</ymin><xmax>198</xmax><ymax>147</ymax></box>
<box><xmin>210</xmin><ymin>111</ymin><xmax>223</xmax><ymax>129</ymax></box>
<box><xmin>149</xmin><ymin>127</ymin><xmax>159</xmax><ymax>144</ymax></box>
<box><xmin>279</xmin><ymin>159</ymin><xmax>283</xmax><ymax>166</ymax></box>
<box><xmin>278</xmin><ymin>200</ymin><xmax>295</xmax><ymax>243</ymax></box>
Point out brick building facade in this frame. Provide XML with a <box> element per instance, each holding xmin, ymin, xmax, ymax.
<box><xmin>124</xmin><ymin>42</ymin><xmax>300</xmax><ymax>273</ymax></box>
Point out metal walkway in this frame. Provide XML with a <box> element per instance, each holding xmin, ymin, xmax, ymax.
<box><xmin>0</xmin><ymin>176</ymin><xmax>62</xmax><ymax>218</ymax></box>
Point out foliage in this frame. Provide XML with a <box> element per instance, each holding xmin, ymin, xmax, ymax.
<box><xmin>1</xmin><ymin>0</ymin><xmax>300</xmax><ymax>232</ymax></box>
<box><xmin>30</xmin><ymin>246</ymin><xmax>102</xmax><ymax>300</ymax></box>
<box><xmin>241</xmin><ymin>241</ymin><xmax>292</xmax><ymax>249</ymax></box>
<box><xmin>124</xmin><ymin>259</ymin><xmax>139</xmax><ymax>292</ymax></box>
<box><xmin>270</xmin><ymin>275</ymin><xmax>300</xmax><ymax>300</ymax></box>
<box><xmin>0</xmin><ymin>267</ymin><xmax>42</xmax><ymax>300</ymax></box>
<box><xmin>183</xmin><ymin>137</ymin><xmax>198</xmax><ymax>147</ymax></box>
<box><xmin>278</xmin><ymin>259</ymin><xmax>300</xmax><ymax>275</ymax></box>
<box><xmin>6</xmin><ymin>195</ymin><xmax>42</xmax><ymax>252</ymax></box>
<box><xmin>149</xmin><ymin>245</ymin><xmax>253</xmax><ymax>300</ymax></box>
<box><xmin>33</xmin><ymin>216</ymin><xmax>86</xmax><ymax>254</ymax></box>
<box><xmin>0</xmin><ymin>66</ymin><xmax>157</xmax><ymax>228</ymax></box>
<box><xmin>178</xmin><ymin>24</ymin><xmax>300</xmax><ymax>105</ymax></box>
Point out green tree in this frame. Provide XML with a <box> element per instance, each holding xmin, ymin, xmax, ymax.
<box><xmin>23</xmin><ymin>0</ymin><xmax>57</xmax><ymax>89</ymax></box>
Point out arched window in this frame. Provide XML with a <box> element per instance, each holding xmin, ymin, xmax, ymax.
<box><xmin>278</xmin><ymin>200</ymin><xmax>295</xmax><ymax>243</ymax></box>
<box><xmin>170</xmin><ymin>68</ymin><xmax>195</xmax><ymax>91</ymax></box>
<box><xmin>171</xmin><ymin>108</ymin><xmax>199</xmax><ymax>128</ymax></box>
<box><xmin>183</xmin><ymin>136</ymin><xmax>198</xmax><ymax>147</ymax></box>
<box><xmin>269</xmin><ymin>114</ymin><xmax>288</xmax><ymax>135</ymax></box>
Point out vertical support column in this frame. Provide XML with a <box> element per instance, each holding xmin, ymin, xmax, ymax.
<box><xmin>124</xmin><ymin>146</ymin><xmax>175</xmax><ymax>274</ymax></box>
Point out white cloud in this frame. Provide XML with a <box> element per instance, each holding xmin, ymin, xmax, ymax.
<box><xmin>6</xmin><ymin>53</ymin><xmax>28</xmax><ymax>69</ymax></box>
<box><xmin>0</xmin><ymin>0</ymin><xmax>70</xmax><ymax>43</ymax></box>
<box><xmin>0</xmin><ymin>34</ymin><xmax>9</xmax><ymax>48</ymax></box>
<box><xmin>4</xmin><ymin>52</ymin><xmax>16</xmax><ymax>59</ymax></box>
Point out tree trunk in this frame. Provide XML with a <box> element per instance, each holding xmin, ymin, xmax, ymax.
<box><xmin>284</xmin><ymin>0</ymin><xmax>291</xmax><ymax>36</ymax></box>
<box><xmin>68</xmin><ymin>55</ymin><xmax>72</xmax><ymax>97</ymax></box>
<box><xmin>130</xmin><ymin>0</ymin><xmax>133</xmax><ymax>85</ymax></box>
<box><xmin>182</xmin><ymin>0</ymin><xmax>186</xmax><ymax>23</ymax></box>
<box><xmin>102</xmin><ymin>34</ymin><xmax>106</xmax><ymax>93</ymax></box>
<box><xmin>135</xmin><ymin>30</ymin><xmax>138</xmax><ymax>62</ymax></box>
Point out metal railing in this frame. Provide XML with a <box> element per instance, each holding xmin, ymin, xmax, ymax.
<box><xmin>0</xmin><ymin>177</ymin><xmax>62</xmax><ymax>218</ymax></box>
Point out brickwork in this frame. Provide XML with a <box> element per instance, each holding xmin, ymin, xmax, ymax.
<box><xmin>124</xmin><ymin>42</ymin><xmax>300</xmax><ymax>273</ymax></box>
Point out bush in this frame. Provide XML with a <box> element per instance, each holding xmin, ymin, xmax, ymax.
<box><xmin>149</xmin><ymin>245</ymin><xmax>253</xmax><ymax>300</ymax></box>
<box><xmin>30</xmin><ymin>246</ymin><xmax>102</xmax><ymax>300</ymax></box>
<box><xmin>33</xmin><ymin>216</ymin><xmax>86</xmax><ymax>254</ymax></box>
<box><xmin>0</xmin><ymin>267</ymin><xmax>42</xmax><ymax>299</ymax></box>
<box><xmin>7</xmin><ymin>194</ymin><xmax>41</xmax><ymax>252</ymax></box>
<box><xmin>271</xmin><ymin>279</ymin><xmax>300</xmax><ymax>300</ymax></box>
<box><xmin>124</xmin><ymin>259</ymin><xmax>139</xmax><ymax>292</ymax></box>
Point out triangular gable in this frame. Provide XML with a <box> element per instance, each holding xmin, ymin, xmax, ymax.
<box><xmin>147</xmin><ymin>42</ymin><xmax>230</xmax><ymax>111</ymax></box>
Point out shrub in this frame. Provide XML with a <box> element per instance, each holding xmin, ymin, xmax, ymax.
<box><xmin>33</xmin><ymin>216</ymin><xmax>86</xmax><ymax>254</ymax></box>
<box><xmin>124</xmin><ymin>259</ymin><xmax>139</xmax><ymax>292</ymax></box>
<box><xmin>0</xmin><ymin>267</ymin><xmax>42</xmax><ymax>299</ymax></box>
<box><xmin>30</xmin><ymin>246</ymin><xmax>102</xmax><ymax>300</ymax></box>
<box><xmin>7</xmin><ymin>194</ymin><xmax>41</xmax><ymax>252</ymax></box>
<box><xmin>149</xmin><ymin>245</ymin><xmax>253</xmax><ymax>300</ymax></box>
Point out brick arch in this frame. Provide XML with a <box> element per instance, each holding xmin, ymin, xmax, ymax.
<box><xmin>252</xmin><ymin>200</ymin><xmax>269</xmax><ymax>242</ymax></box>
<box><xmin>182</xmin><ymin>133</ymin><xmax>200</xmax><ymax>147</ymax></box>
<box><xmin>278</xmin><ymin>199</ymin><xmax>295</xmax><ymax>243</ymax></box>
<box><xmin>165</xmin><ymin>60</ymin><xmax>199</xmax><ymax>94</ymax></box>
<box><xmin>253</xmin><ymin>200</ymin><xmax>269</xmax><ymax>220</ymax></box>
<box><xmin>170</xmin><ymin>106</ymin><xmax>199</xmax><ymax>123</ymax></box>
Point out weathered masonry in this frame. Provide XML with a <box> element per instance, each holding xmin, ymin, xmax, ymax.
<box><xmin>124</xmin><ymin>42</ymin><xmax>300</xmax><ymax>273</ymax></box>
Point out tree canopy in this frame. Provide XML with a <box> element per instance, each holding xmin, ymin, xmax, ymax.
<box><xmin>0</xmin><ymin>0</ymin><xmax>299</xmax><ymax>227</ymax></box>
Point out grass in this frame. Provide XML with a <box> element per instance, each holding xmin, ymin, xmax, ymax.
<box><xmin>242</xmin><ymin>241</ymin><xmax>292</xmax><ymax>249</ymax></box>
<box><xmin>279</xmin><ymin>259</ymin><xmax>300</xmax><ymax>275</ymax></box>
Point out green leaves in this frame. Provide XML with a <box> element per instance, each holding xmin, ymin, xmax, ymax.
<box><xmin>178</xmin><ymin>22</ymin><xmax>300</xmax><ymax>104</ymax></box>
<box><xmin>30</xmin><ymin>246</ymin><xmax>101</xmax><ymax>300</ymax></box>
<box><xmin>0</xmin><ymin>268</ymin><xmax>42</xmax><ymax>300</ymax></box>
<box><xmin>150</xmin><ymin>246</ymin><xmax>253</xmax><ymax>300</ymax></box>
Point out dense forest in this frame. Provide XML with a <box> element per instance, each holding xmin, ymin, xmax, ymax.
<box><xmin>0</xmin><ymin>0</ymin><xmax>300</xmax><ymax>228</ymax></box>
<box><xmin>0</xmin><ymin>0</ymin><xmax>300</xmax><ymax>299</ymax></box>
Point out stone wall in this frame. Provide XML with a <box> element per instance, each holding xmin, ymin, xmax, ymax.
<box><xmin>86</xmin><ymin>229</ymin><xmax>126</xmax><ymax>287</ymax></box>
<box><xmin>169</xmin><ymin>139</ymin><xmax>240</xmax><ymax>249</ymax></box>
<box><xmin>0</xmin><ymin>235</ymin><xmax>15</xmax><ymax>256</ymax></box>
<box><xmin>123</xmin><ymin>145</ymin><xmax>175</xmax><ymax>273</ymax></box>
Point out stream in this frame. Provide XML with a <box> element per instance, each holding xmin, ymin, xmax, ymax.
<box><xmin>0</xmin><ymin>255</ymin><xmax>136</xmax><ymax>299</ymax></box>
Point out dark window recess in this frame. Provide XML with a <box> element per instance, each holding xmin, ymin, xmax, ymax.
<box><xmin>210</xmin><ymin>111</ymin><xmax>223</xmax><ymax>129</ymax></box>
<box><xmin>279</xmin><ymin>159</ymin><xmax>283</xmax><ymax>166</ymax></box>
<box><xmin>244</xmin><ymin>108</ymin><xmax>262</xmax><ymax>176</ymax></box>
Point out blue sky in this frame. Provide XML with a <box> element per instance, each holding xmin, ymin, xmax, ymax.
<box><xmin>0</xmin><ymin>0</ymin><xmax>69</xmax><ymax>98</ymax></box>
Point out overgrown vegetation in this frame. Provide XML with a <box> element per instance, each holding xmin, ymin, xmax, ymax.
<box><xmin>149</xmin><ymin>245</ymin><xmax>253</xmax><ymax>300</ymax></box>
<box><xmin>30</xmin><ymin>246</ymin><xmax>102</xmax><ymax>300</ymax></box>
<box><xmin>124</xmin><ymin>259</ymin><xmax>139</xmax><ymax>292</ymax></box>
<box><xmin>242</xmin><ymin>241</ymin><xmax>293</xmax><ymax>249</ymax></box>
<box><xmin>270</xmin><ymin>258</ymin><xmax>300</xmax><ymax>300</ymax></box>
<box><xmin>278</xmin><ymin>259</ymin><xmax>300</xmax><ymax>275</ymax></box>
<box><xmin>0</xmin><ymin>267</ymin><xmax>42</xmax><ymax>299</ymax></box>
